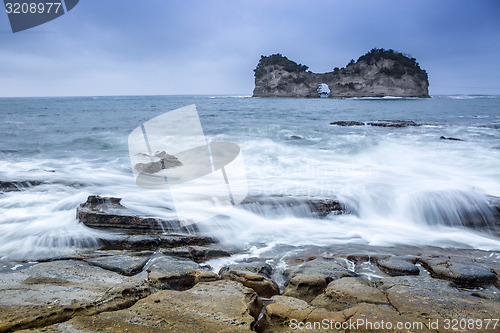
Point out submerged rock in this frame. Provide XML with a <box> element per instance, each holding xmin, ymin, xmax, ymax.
<box><xmin>77</xmin><ymin>195</ymin><xmax>185</xmax><ymax>232</ymax></box>
<box><xmin>440</xmin><ymin>135</ymin><xmax>464</xmax><ymax>141</ymax></box>
<box><xmin>0</xmin><ymin>180</ymin><xmax>43</xmax><ymax>192</ymax></box>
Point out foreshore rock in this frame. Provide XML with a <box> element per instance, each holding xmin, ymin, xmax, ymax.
<box><xmin>3</xmin><ymin>244</ymin><xmax>500</xmax><ymax>332</ymax></box>
<box><xmin>26</xmin><ymin>281</ymin><xmax>261</xmax><ymax>333</ymax></box>
<box><xmin>253</xmin><ymin>48</ymin><xmax>429</xmax><ymax>98</ymax></box>
<box><xmin>0</xmin><ymin>260</ymin><xmax>151</xmax><ymax>332</ymax></box>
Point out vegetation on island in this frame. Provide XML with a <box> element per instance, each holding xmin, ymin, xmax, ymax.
<box><xmin>254</xmin><ymin>54</ymin><xmax>308</xmax><ymax>79</ymax></box>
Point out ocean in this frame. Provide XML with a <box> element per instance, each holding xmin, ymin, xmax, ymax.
<box><xmin>1</xmin><ymin>95</ymin><xmax>499</xmax><ymax>261</ymax></box>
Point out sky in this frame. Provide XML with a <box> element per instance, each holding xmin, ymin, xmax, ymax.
<box><xmin>0</xmin><ymin>0</ymin><xmax>499</xmax><ymax>97</ymax></box>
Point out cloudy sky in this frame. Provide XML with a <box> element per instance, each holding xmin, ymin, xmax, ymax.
<box><xmin>1</xmin><ymin>0</ymin><xmax>499</xmax><ymax>97</ymax></box>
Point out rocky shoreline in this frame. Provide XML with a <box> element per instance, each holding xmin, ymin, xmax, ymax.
<box><xmin>0</xmin><ymin>196</ymin><xmax>499</xmax><ymax>332</ymax></box>
<box><xmin>1</xmin><ymin>241</ymin><xmax>500</xmax><ymax>332</ymax></box>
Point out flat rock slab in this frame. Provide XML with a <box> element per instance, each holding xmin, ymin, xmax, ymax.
<box><xmin>0</xmin><ymin>260</ymin><xmax>150</xmax><ymax>332</ymax></box>
<box><xmin>85</xmin><ymin>254</ymin><xmax>151</xmax><ymax>276</ymax></box>
<box><xmin>31</xmin><ymin>281</ymin><xmax>261</xmax><ymax>333</ymax></box>
<box><xmin>162</xmin><ymin>244</ymin><xmax>233</xmax><ymax>262</ymax></box>
<box><xmin>219</xmin><ymin>262</ymin><xmax>279</xmax><ymax>298</ymax></box>
<box><xmin>77</xmin><ymin>195</ymin><xmax>185</xmax><ymax>232</ymax></box>
<box><xmin>377</xmin><ymin>258</ymin><xmax>420</xmax><ymax>276</ymax></box>
<box><xmin>419</xmin><ymin>257</ymin><xmax>498</xmax><ymax>287</ymax></box>
<box><xmin>100</xmin><ymin>234</ymin><xmax>215</xmax><ymax>251</ymax></box>
<box><xmin>147</xmin><ymin>255</ymin><xmax>218</xmax><ymax>290</ymax></box>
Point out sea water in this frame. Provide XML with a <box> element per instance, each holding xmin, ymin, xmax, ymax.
<box><xmin>0</xmin><ymin>95</ymin><xmax>499</xmax><ymax>260</ymax></box>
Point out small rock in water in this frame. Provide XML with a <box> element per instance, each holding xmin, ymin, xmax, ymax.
<box><xmin>289</xmin><ymin>135</ymin><xmax>302</xmax><ymax>140</ymax></box>
<box><xmin>440</xmin><ymin>135</ymin><xmax>463</xmax><ymax>141</ymax></box>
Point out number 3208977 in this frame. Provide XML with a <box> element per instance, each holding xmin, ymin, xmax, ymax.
<box><xmin>5</xmin><ymin>2</ymin><xmax>62</xmax><ymax>14</ymax></box>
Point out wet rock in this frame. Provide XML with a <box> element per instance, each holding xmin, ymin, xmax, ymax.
<box><xmin>377</xmin><ymin>258</ymin><xmax>420</xmax><ymax>276</ymax></box>
<box><xmin>307</xmin><ymin>199</ymin><xmax>346</xmax><ymax>217</ymax></box>
<box><xmin>440</xmin><ymin>135</ymin><xmax>464</xmax><ymax>141</ymax></box>
<box><xmin>289</xmin><ymin>135</ymin><xmax>302</xmax><ymax>140</ymax></box>
<box><xmin>33</xmin><ymin>280</ymin><xmax>261</xmax><ymax>333</ymax></box>
<box><xmin>77</xmin><ymin>195</ymin><xmax>185</xmax><ymax>232</ymax></box>
<box><xmin>0</xmin><ymin>180</ymin><xmax>43</xmax><ymax>192</ymax></box>
<box><xmin>239</xmin><ymin>195</ymin><xmax>346</xmax><ymax>217</ymax></box>
<box><xmin>100</xmin><ymin>234</ymin><xmax>215</xmax><ymax>251</ymax></box>
<box><xmin>219</xmin><ymin>263</ymin><xmax>279</xmax><ymax>298</ymax></box>
<box><xmin>0</xmin><ymin>260</ymin><xmax>150</xmax><ymax>332</ymax></box>
<box><xmin>147</xmin><ymin>255</ymin><xmax>218</xmax><ymax>290</ymax></box>
<box><xmin>263</xmin><ymin>295</ymin><xmax>345</xmax><ymax>333</ymax></box>
<box><xmin>84</xmin><ymin>254</ymin><xmax>151</xmax><ymax>276</ymax></box>
<box><xmin>162</xmin><ymin>244</ymin><xmax>233</xmax><ymax>263</ymax></box>
<box><xmin>311</xmin><ymin>277</ymin><xmax>388</xmax><ymax>311</ymax></box>
<box><xmin>220</xmin><ymin>262</ymin><xmax>273</xmax><ymax>278</ymax></box>
<box><xmin>419</xmin><ymin>257</ymin><xmax>497</xmax><ymax>287</ymax></box>
<box><xmin>329</xmin><ymin>121</ymin><xmax>365</xmax><ymax>126</ymax></box>
<box><xmin>367</xmin><ymin>120</ymin><xmax>420</xmax><ymax>127</ymax></box>
<box><xmin>282</xmin><ymin>258</ymin><xmax>355</xmax><ymax>302</ymax></box>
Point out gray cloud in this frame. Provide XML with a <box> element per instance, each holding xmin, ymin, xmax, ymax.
<box><xmin>0</xmin><ymin>0</ymin><xmax>499</xmax><ymax>96</ymax></box>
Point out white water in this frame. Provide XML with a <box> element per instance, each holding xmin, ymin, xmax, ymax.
<box><xmin>0</xmin><ymin>95</ymin><xmax>499</xmax><ymax>260</ymax></box>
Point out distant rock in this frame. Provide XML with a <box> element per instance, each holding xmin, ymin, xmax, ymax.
<box><xmin>330</xmin><ymin>121</ymin><xmax>365</xmax><ymax>126</ymax></box>
<box><xmin>253</xmin><ymin>48</ymin><xmax>429</xmax><ymax>98</ymax></box>
<box><xmin>367</xmin><ymin>120</ymin><xmax>419</xmax><ymax>127</ymax></box>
